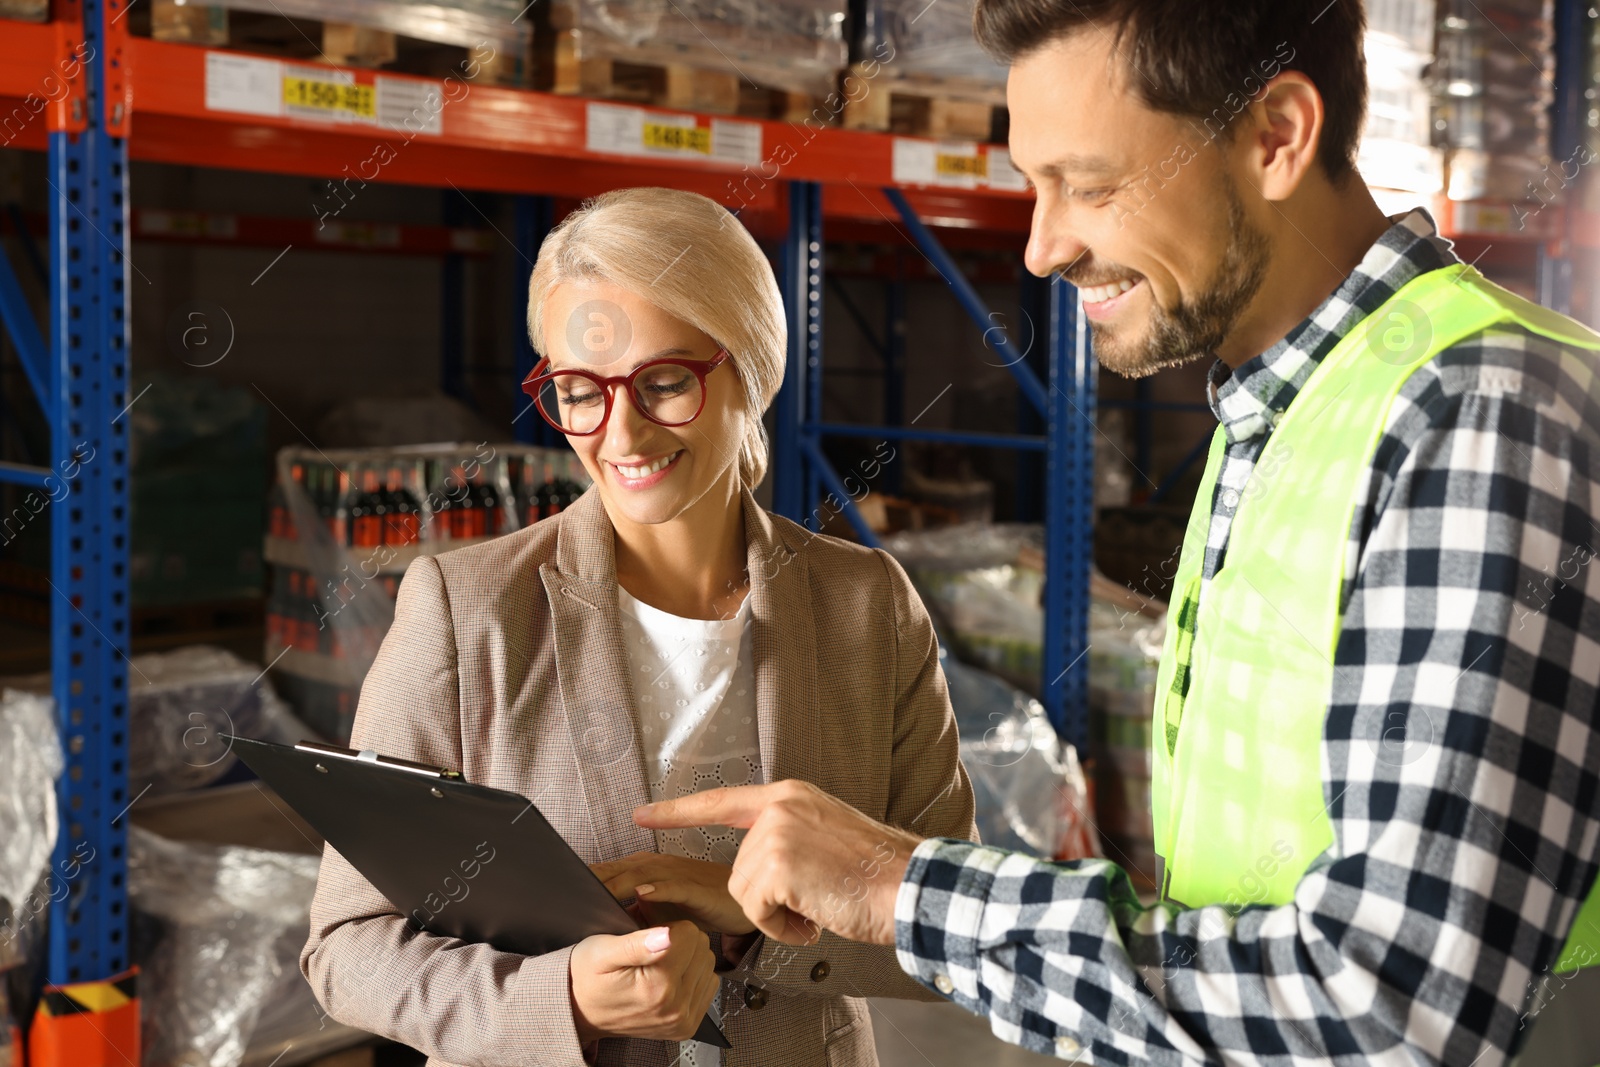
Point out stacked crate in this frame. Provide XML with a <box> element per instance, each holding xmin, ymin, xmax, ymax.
<box><xmin>264</xmin><ymin>442</ymin><xmax>588</xmax><ymax>741</ymax></box>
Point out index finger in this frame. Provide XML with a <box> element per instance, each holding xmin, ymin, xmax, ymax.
<box><xmin>633</xmin><ymin>784</ymin><xmax>778</xmax><ymax>830</ymax></box>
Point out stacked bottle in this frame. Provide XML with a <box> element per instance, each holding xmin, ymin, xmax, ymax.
<box><xmin>262</xmin><ymin>444</ymin><xmax>589</xmax><ymax>743</ymax></box>
<box><xmin>514</xmin><ymin>454</ymin><xmax>587</xmax><ymax>527</ymax></box>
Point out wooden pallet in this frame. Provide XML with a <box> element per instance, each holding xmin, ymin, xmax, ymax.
<box><xmin>534</xmin><ymin>28</ymin><xmax>827</xmax><ymax>122</ymax></box>
<box><xmin>0</xmin><ymin>0</ymin><xmax>49</xmax><ymax>22</ymax></box>
<box><xmin>142</xmin><ymin>1</ymin><xmax>526</xmax><ymax>85</ymax></box>
<box><xmin>840</xmin><ymin>64</ymin><xmax>1008</xmax><ymax>142</ymax></box>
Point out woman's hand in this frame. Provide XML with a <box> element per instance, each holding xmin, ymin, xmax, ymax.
<box><xmin>569</xmin><ymin>920</ymin><xmax>719</xmax><ymax>1044</ymax></box>
<box><xmin>592</xmin><ymin>852</ymin><xmax>757</xmax><ymax>937</ymax></box>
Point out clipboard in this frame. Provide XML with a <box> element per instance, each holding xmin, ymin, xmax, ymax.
<box><xmin>229</xmin><ymin>735</ymin><xmax>730</xmax><ymax>1049</ymax></box>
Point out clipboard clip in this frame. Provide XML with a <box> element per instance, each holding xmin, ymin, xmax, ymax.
<box><xmin>293</xmin><ymin>740</ymin><xmax>464</xmax><ymax>780</ymax></box>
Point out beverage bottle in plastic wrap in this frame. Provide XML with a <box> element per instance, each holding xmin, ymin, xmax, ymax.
<box><xmin>475</xmin><ymin>467</ymin><xmax>503</xmax><ymax>536</ymax></box>
<box><xmin>385</xmin><ymin>463</ymin><xmax>422</xmax><ymax>545</ymax></box>
<box><xmin>268</xmin><ymin>469</ymin><xmax>286</xmax><ymax>539</ymax></box>
<box><xmin>351</xmin><ymin>466</ymin><xmax>386</xmax><ymax>549</ymax></box>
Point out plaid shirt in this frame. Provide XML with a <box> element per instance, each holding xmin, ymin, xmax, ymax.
<box><xmin>892</xmin><ymin>210</ymin><xmax>1600</xmax><ymax>1065</ymax></box>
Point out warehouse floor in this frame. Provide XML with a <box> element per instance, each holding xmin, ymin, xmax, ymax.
<box><xmin>870</xmin><ymin>998</ymin><xmax>1058</xmax><ymax>1066</ymax></box>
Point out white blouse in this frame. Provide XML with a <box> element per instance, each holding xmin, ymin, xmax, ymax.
<box><xmin>619</xmin><ymin>586</ymin><xmax>764</xmax><ymax>859</ymax></box>
<box><xmin>618</xmin><ymin>585</ymin><xmax>763</xmax><ymax>1065</ymax></box>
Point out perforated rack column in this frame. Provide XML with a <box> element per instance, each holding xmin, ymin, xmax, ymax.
<box><xmin>46</xmin><ymin>0</ymin><xmax>134</xmax><ymax>994</ymax></box>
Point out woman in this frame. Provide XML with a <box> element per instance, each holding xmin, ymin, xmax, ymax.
<box><xmin>300</xmin><ymin>187</ymin><xmax>977</xmax><ymax>1067</ymax></box>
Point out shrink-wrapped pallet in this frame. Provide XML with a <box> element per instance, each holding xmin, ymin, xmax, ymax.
<box><xmin>545</xmin><ymin>0</ymin><xmax>848</xmax><ymax>97</ymax></box>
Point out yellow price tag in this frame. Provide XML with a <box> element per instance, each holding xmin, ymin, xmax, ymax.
<box><xmin>641</xmin><ymin>122</ymin><xmax>711</xmax><ymax>154</ymax></box>
<box><xmin>282</xmin><ymin>75</ymin><xmax>375</xmax><ymax>120</ymax></box>
<box><xmin>935</xmin><ymin>153</ymin><xmax>988</xmax><ymax>180</ymax></box>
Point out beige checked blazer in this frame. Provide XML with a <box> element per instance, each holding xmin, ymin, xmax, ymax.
<box><xmin>300</xmin><ymin>485</ymin><xmax>978</xmax><ymax>1067</ymax></box>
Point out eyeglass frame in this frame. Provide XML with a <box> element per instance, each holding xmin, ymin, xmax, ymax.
<box><xmin>520</xmin><ymin>349</ymin><xmax>732</xmax><ymax>437</ymax></box>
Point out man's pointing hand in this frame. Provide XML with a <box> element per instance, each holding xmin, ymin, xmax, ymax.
<box><xmin>633</xmin><ymin>780</ymin><xmax>924</xmax><ymax>947</ymax></box>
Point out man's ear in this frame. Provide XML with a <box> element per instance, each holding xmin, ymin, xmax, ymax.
<box><xmin>1247</xmin><ymin>71</ymin><xmax>1324</xmax><ymax>202</ymax></box>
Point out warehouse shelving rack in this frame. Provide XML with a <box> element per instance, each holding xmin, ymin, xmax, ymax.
<box><xmin>1</xmin><ymin>0</ymin><xmax>1591</xmax><ymax>1048</ymax></box>
<box><xmin>0</xmin><ymin>0</ymin><xmax>1077</xmax><ymax>1031</ymax></box>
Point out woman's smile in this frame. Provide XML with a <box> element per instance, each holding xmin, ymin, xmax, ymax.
<box><xmin>606</xmin><ymin>448</ymin><xmax>685</xmax><ymax>490</ymax></box>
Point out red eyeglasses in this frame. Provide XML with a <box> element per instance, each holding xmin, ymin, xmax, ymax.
<box><xmin>521</xmin><ymin>350</ymin><xmax>731</xmax><ymax>437</ymax></box>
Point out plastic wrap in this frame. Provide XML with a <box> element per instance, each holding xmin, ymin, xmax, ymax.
<box><xmin>0</xmin><ymin>689</ymin><xmax>61</xmax><ymax>932</ymax></box>
<box><xmin>550</xmin><ymin>0</ymin><xmax>848</xmax><ymax>96</ymax></box>
<box><xmin>882</xmin><ymin>523</ymin><xmax>1045</xmax><ymax>694</ymax></box>
<box><xmin>194</xmin><ymin>0</ymin><xmax>529</xmax><ymax>51</ymax></box>
<box><xmin>129</xmin><ymin>825</ymin><xmax>322</xmax><ymax>1067</ymax></box>
<box><xmin>1432</xmin><ymin>0</ymin><xmax>1557</xmax><ymax>200</ymax></box>
<box><xmin>856</xmin><ymin>0</ymin><xmax>1006</xmax><ymax>89</ymax></box>
<box><xmin>1088</xmin><ymin>602</ymin><xmax>1165</xmax><ymax>885</ymax></box>
<box><xmin>0</xmin><ymin>688</ymin><xmax>62</xmax><ymax>1054</ymax></box>
<box><xmin>1</xmin><ymin>646</ymin><xmax>300</xmax><ymax>796</ymax></box>
<box><xmin>946</xmin><ymin>651</ymin><xmax>1098</xmax><ymax>860</ymax></box>
<box><xmin>267</xmin><ymin>442</ymin><xmax>588</xmax><ymax>740</ymax></box>
<box><xmin>1360</xmin><ymin>25</ymin><xmax>1443</xmax><ymax>194</ymax></box>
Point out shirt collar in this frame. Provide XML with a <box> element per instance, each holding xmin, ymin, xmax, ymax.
<box><xmin>1207</xmin><ymin>208</ymin><xmax>1459</xmax><ymax>444</ymax></box>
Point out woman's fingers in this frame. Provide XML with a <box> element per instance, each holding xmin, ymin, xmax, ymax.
<box><xmin>636</xmin><ymin>880</ymin><xmax>692</xmax><ymax>904</ymax></box>
<box><xmin>596</xmin><ymin>859</ymin><xmax>672</xmax><ymax>899</ymax></box>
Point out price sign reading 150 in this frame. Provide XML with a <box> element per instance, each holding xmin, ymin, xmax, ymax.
<box><xmin>283</xmin><ymin>76</ymin><xmax>375</xmax><ymax>119</ymax></box>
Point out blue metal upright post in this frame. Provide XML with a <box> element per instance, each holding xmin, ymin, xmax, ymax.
<box><xmin>772</xmin><ymin>190</ymin><xmax>1098</xmax><ymax>747</ymax></box>
<box><xmin>1016</xmin><ymin>271</ymin><xmax>1049</xmax><ymax>523</ymax></box>
<box><xmin>1042</xmin><ymin>279</ymin><xmax>1094</xmax><ymax>752</ymax></box>
<box><xmin>773</xmin><ymin>180</ymin><xmax>821</xmax><ymax>522</ymax></box>
<box><xmin>48</xmin><ymin>0</ymin><xmax>133</xmax><ymax>994</ymax></box>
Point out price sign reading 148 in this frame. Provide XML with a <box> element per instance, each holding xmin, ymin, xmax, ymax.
<box><xmin>283</xmin><ymin>75</ymin><xmax>375</xmax><ymax>119</ymax></box>
<box><xmin>641</xmin><ymin>122</ymin><xmax>711</xmax><ymax>154</ymax></box>
<box><xmin>935</xmin><ymin>152</ymin><xmax>988</xmax><ymax>180</ymax></box>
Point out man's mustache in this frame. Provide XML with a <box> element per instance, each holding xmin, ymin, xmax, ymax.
<box><xmin>1059</xmin><ymin>260</ymin><xmax>1143</xmax><ymax>290</ymax></box>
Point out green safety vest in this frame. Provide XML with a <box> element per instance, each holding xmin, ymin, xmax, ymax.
<box><xmin>1149</xmin><ymin>263</ymin><xmax>1600</xmax><ymax>973</ymax></box>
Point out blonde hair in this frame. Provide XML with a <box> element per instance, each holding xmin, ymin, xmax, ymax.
<box><xmin>526</xmin><ymin>188</ymin><xmax>787</xmax><ymax>488</ymax></box>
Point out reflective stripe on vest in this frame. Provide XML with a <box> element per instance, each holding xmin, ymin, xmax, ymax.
<box><xmin>1148</xmin><ymin>264</ymin><xmax>1600</xmax><ymax>972</ymax></box>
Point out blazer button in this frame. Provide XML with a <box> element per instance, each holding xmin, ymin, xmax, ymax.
<box><xmin>810</xmin><ymin>960</ymin><xmax>830</xmax><ymax>982</ymax></box>
<box><xmin>743</xmin><ymin>984</ymin><xmax>769</xmax><ymax>1010</ymax></box>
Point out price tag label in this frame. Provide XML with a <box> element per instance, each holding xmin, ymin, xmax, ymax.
<box><xmin>283</xmin><ymin>73</ymin><xmax>375</xmax><ymax>121</ymax></box>
<box><xmin>986</xmin><ymin>147</ymin><xmax>1029</xmax><ymax>191</ymax></box>
<box><xmin>642</xmin><ymin>121</ymin><xmax>711</xmax><ymax>154</ymax></box>
<box><xmin>935</xmin><ymin>152</ymin><xmax>987</xmax><ymax>180</ymax></box>
<box><xmin>586</xmin><ymin>103</ymin><xmax>761</xmax><ymax>166</ymax></box>
<box><xmin>892</xmin><ymin>139</ymin><xmax>1032</xmax><ymax>192</ymax></box>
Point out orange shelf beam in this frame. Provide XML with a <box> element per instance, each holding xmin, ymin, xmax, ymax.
<box><xmin>114</xmin><ymin>37</ymin><xmax>1032</xmax><ymax>234</ymax></box>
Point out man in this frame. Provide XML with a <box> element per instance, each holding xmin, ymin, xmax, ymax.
<box><xmin>632</xmin><ymin>1</ymin><xmax>1600</xmax><ymax>1064</ymax></box>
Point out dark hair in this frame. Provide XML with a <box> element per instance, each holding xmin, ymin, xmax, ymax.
<box><xmin>973</xmin><ymin>0</ymin><xmax>1367</xmax><ymax>182</ymax></box>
